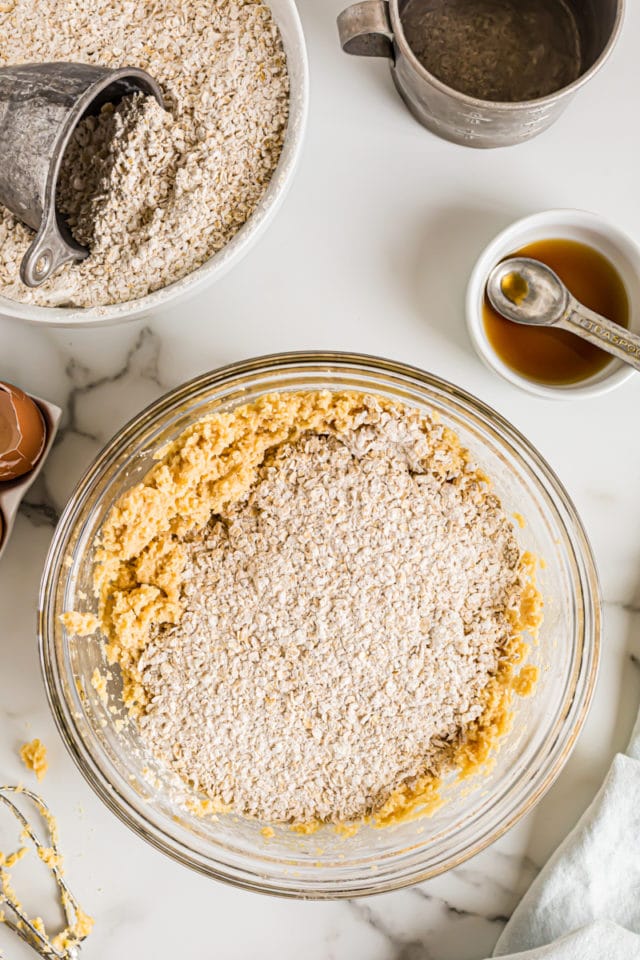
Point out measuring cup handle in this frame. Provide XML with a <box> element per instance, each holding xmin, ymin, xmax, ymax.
<box><xmin>20</xmin><ymin>214</ymin><xmax>88</xmax><ymax>288</ymax></box>
<box><xmin>337</xmin><ymin>1</ymin><xmax>394</xmax><ymax>60</ymax></box>
<box><xmin>561</xmin><ymin>301</ymin><xmax>640</xmax><ymax>373</ymax></box>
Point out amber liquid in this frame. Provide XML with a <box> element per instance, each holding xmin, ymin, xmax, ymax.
<box><xmin>483</xmin><ymin>239</ymin><xmax>630</xmax><ymax>386</ymax></box>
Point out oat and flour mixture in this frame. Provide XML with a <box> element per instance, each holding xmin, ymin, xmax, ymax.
<box><xmin>66</xmin><ymin>392</ymin><xmax>540</xmax><ymax>826</ymax></box>
<box><xmin>139</xmin><ymin>430</ymin><xmax>524</xmax><ymax>822</ymax></box>
<box><xmin>0</xmin><ymin>0</ymin><xmax>289</xmax><ymax>308</ymax></box>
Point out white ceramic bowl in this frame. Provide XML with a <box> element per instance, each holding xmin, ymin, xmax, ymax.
<box><xmin>466</xmin><ymin>209</ymin><xmax>640</xmax><ymax>399</ymax></box>
<box><xmin>0</xmin><ymin>0</ymin><xmax>308</xmax><ymax>328</ymax></box>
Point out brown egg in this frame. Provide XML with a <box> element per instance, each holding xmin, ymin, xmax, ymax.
<box><xmin>0</xmin><ymin>382</ymin><xmax>47</xmax><ymax>482</ymax></box>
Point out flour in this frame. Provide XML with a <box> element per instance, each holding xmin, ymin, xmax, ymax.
<box><xmin>0</xmin><ymin>0</ymin><xmax>289</xmax><ymax>307</ymax></box>
<box><xmin>137</xmin><ymin>417</ymin><xmax>524</xmax><ymax>824</ymax></box>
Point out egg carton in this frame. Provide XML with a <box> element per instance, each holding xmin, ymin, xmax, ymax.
<box><xmin>0</xmin><ymin>393</ymin><xmax>62</xmax><ymax>561</ymax></box>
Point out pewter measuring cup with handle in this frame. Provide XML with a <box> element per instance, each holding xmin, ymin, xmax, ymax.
<box><xmin>0</xmin><ymin>62</ymin><xmax>163</xmax><ymax>287</ymax></box>
<box><xmin>337</xmin><ymin>0</ymin><xmax>624</xmax><ymax>148</ymax></box>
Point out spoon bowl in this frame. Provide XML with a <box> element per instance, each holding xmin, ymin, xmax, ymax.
<box><xmin>487</xmin><ymin>258</ymin><xmax>570</xmax><ymax>326</ymax></box>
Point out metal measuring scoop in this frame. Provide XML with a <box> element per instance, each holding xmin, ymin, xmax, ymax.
<box><xmin>486</xmin><ymin>257</ymin><xmax>640</xmax><ymax>372</ymax></box>
<box><xmin>0</xmin><ymin>62</ymin><xmax>164</xmax><ymax>287</ymax></box>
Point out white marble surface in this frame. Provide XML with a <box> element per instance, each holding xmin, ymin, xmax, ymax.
<box><xmin>1</xmin><ymin>1</ymin><xmax>640</xmax><ymax>957</ymax></box>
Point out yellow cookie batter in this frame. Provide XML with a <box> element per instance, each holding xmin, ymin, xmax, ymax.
<box><xmin>19</xmin><ymin>739</ymin><xmax>48</xmax><ymax>782</ymax></box>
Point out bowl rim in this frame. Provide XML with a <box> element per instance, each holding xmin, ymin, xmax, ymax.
<box><xmin>465</xmin><ymin>208</ymin><xmax>640</xmax><ymax>399</ymax></box>
<box><xmin>0</xmin><ymin>0</ymin><xmax>309</xmax><ymax>328</ymax></box>
<box><xmin>38</xmin><ymin>351</ymin><xmax>602</xmax><ymax>897</ymax></box>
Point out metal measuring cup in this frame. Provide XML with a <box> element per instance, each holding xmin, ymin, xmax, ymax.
<box><xmin>337</xmin><ymin>0</ymin><xmax>623</xmax><ymax>148</ymax></box>
<box><xmin>0</xmin><ymin>62</ymin><xmax>164</xmax><ymax>287</ymax></box>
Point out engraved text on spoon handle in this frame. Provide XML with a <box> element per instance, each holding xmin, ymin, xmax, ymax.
<box><xmin>560</xmin><ymin>302</ymin><xmax>640</xmax><ymax>373</ymax></box>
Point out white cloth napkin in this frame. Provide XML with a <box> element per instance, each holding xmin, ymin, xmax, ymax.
<box><xmin>490</xmin><ymin>708</ymin><xmax>640</xmax><ymax>960</ymax></box>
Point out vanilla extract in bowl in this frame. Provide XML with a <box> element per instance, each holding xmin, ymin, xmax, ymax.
<box><xmin>401</xmin><ymin>0</ymin><xmax>583</xmax><ymax>102</ymax></box>
<box><xmin>482</xmin><ymin>238</ymin><xmax>630</xmax><ymax>386</ymax></box>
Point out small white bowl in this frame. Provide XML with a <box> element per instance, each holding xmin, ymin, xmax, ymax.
<box><xmin>466</xmin><ymin>209</ymin><xmax>640</xmax><ymax>399</ymax></box>
<box><xmin>0</xmin><ymin>0</ymin><xmax>308</xmax><ymax>328</ymax></box>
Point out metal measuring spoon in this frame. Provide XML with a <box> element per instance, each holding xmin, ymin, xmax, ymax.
<box><xmin>486</xmin><ymin>257</ymin><xmax>640</xmax><ymax>372</ymax></box>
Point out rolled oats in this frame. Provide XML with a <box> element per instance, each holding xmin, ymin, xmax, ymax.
<box><xmin>0</xmin><ymin>0</ymin><xmax>289</xmax><ymax>307</ymax></box>
<box><xmin>137</xmin><ymin>415</ymin><xmax>526</xmax><ymax>823</ymax></box>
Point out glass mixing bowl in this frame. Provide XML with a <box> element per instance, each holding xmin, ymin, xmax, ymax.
<box><xmin>39</xmin><ymin>352</ymin><xmax>600</xmax><ymax>897</ymax></box>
